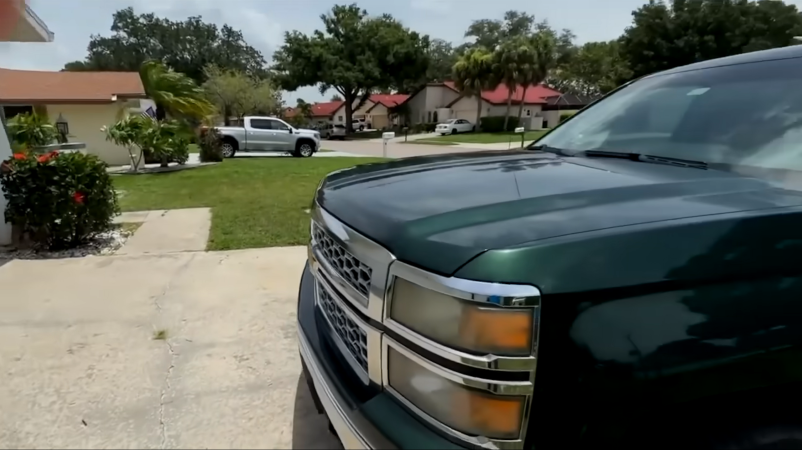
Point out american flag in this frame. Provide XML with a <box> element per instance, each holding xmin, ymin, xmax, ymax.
<box><xmin>140</xmin><ymin>106</ymin><xmax>156</xmax><ymax>120</ymax></box>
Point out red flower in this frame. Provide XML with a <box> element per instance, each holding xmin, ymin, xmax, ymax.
<box><xmin>73</xmin><ymin>192</ymin><xmax>85</xmax><ymax>204</ymax></box>
<box><xmin>12</xmin><ymin>153</ymin><xmax>26</xmax><ymax>160</ymax></box>
<box><xmin>36</xmin><ymin>151</ymin><xmax>59</xmax><ymax>164</ymax></box>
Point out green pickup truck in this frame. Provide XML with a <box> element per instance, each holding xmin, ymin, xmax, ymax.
<box><xmin>297</xmin><ymin>45</ymin><xmax>802</xmax><ymax>450</ymax></box>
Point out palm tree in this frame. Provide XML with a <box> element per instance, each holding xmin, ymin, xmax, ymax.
<box><xmin>139</xmin><ymin>60</ymin><xmax>215</xmax><ymax>121</ymax></box>
<box><xmin>453</xmin><ymin>47</ymin><xmax>496</xmax><ymax>130</ymax></box>
<box><xmin>493</xmin><ymin>37</ymin><xmax>532</xmax><ymax>131</ymax></box>
<box><xmin>516</xmin><ymin>33</ymin><xmax>557</xmax><ymax>123</ymax></box>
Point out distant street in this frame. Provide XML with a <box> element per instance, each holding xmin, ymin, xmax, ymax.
<box><xmin>321</xmin><ymin>139</ymin><xmax>528</xmax><ymax>158</ymax></box>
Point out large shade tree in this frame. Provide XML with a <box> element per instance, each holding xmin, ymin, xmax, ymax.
<box><xmin>453</xmin><ymin>47</ymin><xmax>496</xmax><ymax>128</ymax></box>
<box><xmin>547</xmin><ymin>40</ymin><xmax>631</xmax><ymax>96</ymax></box>
<box><xmin>63</xmin><ymin>8</ymin><xmax>267</xmax><ymax>83</ymax></box>
<box><xmin>620</xmin><ymin>0</ymin><xmax>802</xmax><ymax>81</ymax></box>
<box><xmin>202</xmin><ymin>65</ymin><xmax>279</xmax><ymax>125</ymax></box>
<box><xmin>272</xmin><ymin>4</ymin><xmax>430</xmax><ymax>132</ymax></box>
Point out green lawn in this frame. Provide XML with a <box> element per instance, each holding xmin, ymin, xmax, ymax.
<box><xmin>112</xmin><ymin>157</ymin><xmax>386</xmax><ymax>250</ymax></box>
<box><xmin>420</xmin><ymin>130</ymin><xmax>548</xmax><ymax>144</ymax></box>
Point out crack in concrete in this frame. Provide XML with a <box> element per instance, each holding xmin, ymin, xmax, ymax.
<box><xmin>158</xmin><ymin>339</ymin><xmax>176</xmax><ymax>449</ymax></box>
<box><xmin>152</xmin><ymin>253</ymin><xmax>195</xmax><ymax>448</ymax></box>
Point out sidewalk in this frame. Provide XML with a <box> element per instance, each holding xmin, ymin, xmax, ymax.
<box><xmin>114</xmin><ymin>208</ymin><xmax>211</xmax><ymax>255</ymax></box>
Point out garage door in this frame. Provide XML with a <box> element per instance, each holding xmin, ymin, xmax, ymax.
<box><xmin>454</xmin><ymin>110</ymin><xmax>475</xmax><ymax>121</ymax></box>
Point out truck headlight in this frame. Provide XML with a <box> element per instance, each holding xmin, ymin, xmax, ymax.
<box><xmin>390</xmin><ymin>278</ymin><xmax>535</xmax><ymax>356</ymax></box>
<box><xmin>387</xmin><ymin>346</ymin><xmax>525</xmax><ymax>439</ymax></box>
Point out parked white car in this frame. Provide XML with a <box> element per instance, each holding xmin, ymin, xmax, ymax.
<box><xmin>436</xmin><ymin>119</ymin><xmax>475</xmax><ymax>135</ymax></box>
<box><xmin>321</xmin><ymin>124</ymin><xmax>347</xmax><ymax>140</ymax></box>
<box><xmin>351</xmin><ymin>118</ymin><xmax>372</xmax><ymax>131</ymax></box>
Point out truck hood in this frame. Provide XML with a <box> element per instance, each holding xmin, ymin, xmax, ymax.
<box><xmin>296</xmin><ymin>128</ymin><xmax>319</xmax><ymax>137</ymax></box>
<box><xmin>316</xmin><ymin>151</ymin><xmax>802</xmax><ymax>276</ymax></box>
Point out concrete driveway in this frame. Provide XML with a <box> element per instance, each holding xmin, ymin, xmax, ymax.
<box><xmin>0</xmin><ymin>246</ymin><xmax>340</xmax><ymax>449</ymax></box>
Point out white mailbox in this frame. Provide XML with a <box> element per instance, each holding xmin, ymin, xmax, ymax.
<box><xmin>514</xmin><ymin>127</ymin><xmax>525</xmax><ymax>133</ymax></box>
<box><xmin>382</xmin><ymin>132</ymin><xmax>395</xmax><ymax>141</ymax></box>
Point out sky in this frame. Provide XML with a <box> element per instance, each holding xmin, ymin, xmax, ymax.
<box><xmin>4</xmin><ymin>0</ymin><xmax>801</xmax><ymax>105</ymax></box>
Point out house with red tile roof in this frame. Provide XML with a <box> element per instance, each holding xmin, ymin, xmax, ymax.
<box><xmin>286</xmin><ymin>94</ymin><xmax>410</xmax><ymax>130</ymax></box>
<box><xmin>285</xmin><ymin>100</ymin><xmax>344</xmax><ymax>124</ymax></box>
<box><xmin>0</xmin><ymin>67</ymin><xmax>149</xmax><ymax>166</ymax></box>
<box><xmin>328</xmin><ymin>94</ymin><xmax>410</xmax><ymax>129</ymax></box>
<box><xmin>402</xmin><ymin>81</ymin><xmax>577</xmax><ymax>129</ymax></box>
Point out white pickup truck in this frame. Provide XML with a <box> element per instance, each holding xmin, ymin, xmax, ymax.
<box><xmin>216</xmin><ymin>116</ymin><xmax>321</xmax><ymax>158</ymax></box>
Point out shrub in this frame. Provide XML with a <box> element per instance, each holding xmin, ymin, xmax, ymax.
<box><xmin>480</xmin><ymin>116</ymin><xmax>520</xmax><ymax>133</ymax></box>
<box><xmin>198</xmin><ymin>127</ymin><xmax>224</xmax><ymax>162</ymax></box>
<box><xmin>6</xmin><ymin>112</ymin><xmax>57</xmax><ymax>147</ymax></box>
<box><xmin>0</xmin><ymin>151</ymin><xmax>119</xmax><ymax>250</ymax></box>
<box><xmin>560</xmin><ymin>111</ymin><xmax>577</xmax><ymax>123</ymax></box>
<box><xmin>104</xmin><ymin>116</ymin><xmax>191</xmax><ymax>169</ymax></box>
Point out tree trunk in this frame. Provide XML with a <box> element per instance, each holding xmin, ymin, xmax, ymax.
<box><xmin>476</xmin><ymin>94</ymin><xmax>483</xmax><ymax>132</ymax></box>
<box><xmin>503</xmin><ymin>84</ymin><xmax>513</xmax><ymax>131</ymax></box>
<box><xmin>160</xmin><ymin>154</ymin><xmax>169</xmax><ymax>168</ymax></box>
<box><xmin>517</xmin><ymin>85</ymin><xmax>529</xmax><ymax>124</ymax></box>
<box><xmin>223</xmin><ymin>105</ymin><xmax>231</xmax><ymax>126</ymax></box>
<box><xmin>344</xmin><ymin>93</ymin><xmax>354</xmax><ymax>135</ymax></box>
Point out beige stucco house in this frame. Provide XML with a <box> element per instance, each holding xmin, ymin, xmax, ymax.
<box><xmin>329</xmin><ymin>94</ymin><xmax>409</xmax><ymax>129</ymax></box>
<box><xmin>403</xmin><ymin>81</ymin><xmax>566</xmax><ymax>129</ymax></box>
<box><xmin>0</xmin><ymin>1</ymin><xmax>54</xmax><ymax>246</ymax></box>
<box><xmin>0</xmin><ymin>68</ymin><xmax>150</xmax><ymax>166</ymax></box>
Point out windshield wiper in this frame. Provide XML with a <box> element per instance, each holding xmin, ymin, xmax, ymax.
<box><xmin>528</xmin><ymin>144</ymin><xmax>572</xmax><ymax>156</ymax></box>
<box><xmin>529</xmin><ymin>146</ymin><xmax>707</xmax><ymax>170</ymax></box>
<box><xmin>581</xmin><ymin>150</ymin><xmax>707</xmax><ymax>170</ymax></box>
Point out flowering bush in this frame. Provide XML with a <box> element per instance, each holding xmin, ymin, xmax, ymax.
<box><xmin>0</xmin><ymin>151</ymin><xmax>119</xmax><ymax>249</ymax></box>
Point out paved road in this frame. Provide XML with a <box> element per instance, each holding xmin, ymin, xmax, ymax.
<box><xmin>321</xmin><ymin>139</ymin><xmax>508</xmax><ymax>158</ymax></box>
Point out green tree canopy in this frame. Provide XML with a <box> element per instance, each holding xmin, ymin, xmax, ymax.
<box><xmin>62</xmin><ymin>7</ymin><xmax>267</xmax><ymax>83</ymax></box>
<box><xmin>547</xmin><ymin>40</ymin><xmax>631</xmax><ymax>96</ymax></box>
<box><xmin>453</xmin><ymin>47</ymin><xmax>496</xmax><ymax>127</ymax></box>
<box><xmin>620</xmin><ymin>0</ymin><xmax>802</xmax><ymax>81</ymax></box>
<box><xmin>271</xmin><ymin>3</ymin><xmax>430</xmax><ymax>131</ymax></box>
<box><xmin>202</xmin><ymin>65</ymin><xmax>279</xmax><ymax>125</ymax></box>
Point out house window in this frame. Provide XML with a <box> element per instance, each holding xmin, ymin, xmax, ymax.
<box><xmin>338</xmin><ymin>115</ymin><xmax>343</xmax><ymax>122</ymax></box>
<box><xmin>525</xmin><ymin>108</ymin><xmax>532</xmax><ymax>117</ymax></box>
<box><xmin>3</xmin><ymin>105</ymin><xmax>33</xmax><ymax>120</ymax></box>
<box><xmin>427</xmin><ymin>111</ymin><xmax>432</xmax><ymax>122</ymax></box>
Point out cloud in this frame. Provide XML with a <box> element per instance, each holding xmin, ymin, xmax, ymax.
<box><xmin>409</xmin><ymin>0</ymin><xmax>456</xmax><ymax>14</ymax></box>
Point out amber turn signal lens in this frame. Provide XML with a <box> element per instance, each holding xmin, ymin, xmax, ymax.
<box><xmin>388</xmin><ymin>347</ymin><xmax>526</xmax><ymax>440</ymax></box>
<box><xmin>460</xmin><ymin>307</ymin><xmax>533</xmax><ymax>354</ymax></box>
<box><xmin>456</xmin><ymin>388</ymin><xmax>524</xmax><ymax>438</ymax></box>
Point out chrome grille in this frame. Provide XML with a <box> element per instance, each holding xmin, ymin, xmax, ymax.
<box><xmin>317</xmin><ymin>280</ymin><xmax>368</xmax><ymax>372</ymax></box>
<box><xmin>312</xmin><ymin>223</ymin><xmax>372</xmax><ymax>298</ymax></box>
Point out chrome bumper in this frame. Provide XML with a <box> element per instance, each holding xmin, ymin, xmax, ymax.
<box><xmin>297</xmin><ymin>321</ymin><xmax>396</xmax><ymax>450</ymax></box>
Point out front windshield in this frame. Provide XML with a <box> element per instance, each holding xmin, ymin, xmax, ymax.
<box><xmin>536</xmin><ymin>56</ymin><xmax>802</xmax><ymax>187</ymax></box>
<box><xmin>445</xmin><ymin>119</ymin><xmax>457</xmax><ymax>124</ymax></box>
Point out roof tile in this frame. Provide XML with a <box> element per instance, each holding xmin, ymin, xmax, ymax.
<box><xmin>442</xmin><ymin>80</ymin><xmax>561</xmax><ymax>105</ymax></box>
<box><xmin>0</xmin><ymin>68</ymin><xmax>146</xmax><ymax>103</ymax></box>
